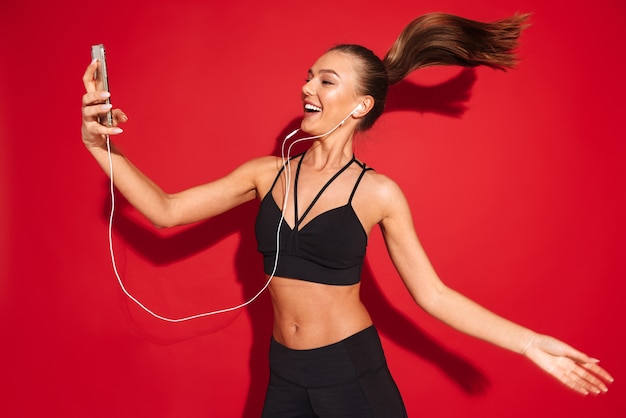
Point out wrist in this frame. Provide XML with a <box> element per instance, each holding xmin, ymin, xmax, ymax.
<box><xmin>519</xmin><ymin>333</ymin><xmax>539</xmax><ymax>356</ymax></box>
<box><xmin>84</xmin><ymin>138</ymin><xmax>108</xmax><ymax>152</ymax></box>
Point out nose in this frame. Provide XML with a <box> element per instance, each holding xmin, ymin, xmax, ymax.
<box><xmin>301</xmin><ymin>80</ymin><xmax>314</xmax><ymax>97</ymax></box>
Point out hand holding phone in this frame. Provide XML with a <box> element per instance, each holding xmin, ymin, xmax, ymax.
<box><xmin>91</xmin><ymin>44</ymin><xmax>113</xmax><ymax>127</ymax></box>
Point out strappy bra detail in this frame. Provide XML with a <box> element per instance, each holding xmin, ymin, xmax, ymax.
<box><xmin>255</xmin><ymin>153</ymin><xmax>373</xmax><ymax>286</ymax></box>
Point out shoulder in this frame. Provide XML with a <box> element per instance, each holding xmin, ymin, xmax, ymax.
<box><xmin>209</xmin><ymin>156</ymin><xmax>283</xmax><ymax>197</ymax></box>
<box><xmin>354</xmin><ymin>168</ymin><xmax>410</xmax><ymax>226</ymax></box>
<box><xmin>361</xmin><ymin>169</ymin><xmax>407</xmax><ymax>204</ymax></box>
<box><xmin>362</xmin><ymin>171</ymin><xmax>415</xmax><ymax>234</ymax></box>
<box><xmin>233</xmin><ymin>155</ymin><xmax>287</xmax><ymax>198</ymax></box>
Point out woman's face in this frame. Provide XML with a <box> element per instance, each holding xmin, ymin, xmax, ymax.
<box><xmin>300</xmin><ymin>51</ymin><xmax>362</xmax><ymax>136</ymax></box>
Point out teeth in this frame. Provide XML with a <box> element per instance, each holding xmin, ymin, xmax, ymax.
<box><xmin>304</xmin><ymin>103</ymin><xmax>322</xmax><ymax>112</ymax></box>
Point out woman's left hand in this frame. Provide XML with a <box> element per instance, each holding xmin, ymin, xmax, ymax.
<box><xmin>523</xmin><ymin>334</ymin><xmax>614</xmax><ymax>395</ymax></box>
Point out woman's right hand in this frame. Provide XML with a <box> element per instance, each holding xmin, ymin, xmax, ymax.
<box><xmin>81</xmin><ymin>60</ymin><xmax>128</xmax><ymax>148</ymax></box>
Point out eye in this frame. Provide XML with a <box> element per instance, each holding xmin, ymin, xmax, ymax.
<box><xmin>321</xmin><ymin>79</ymin><xmax>334</xmax><ymax>85</ymax></box>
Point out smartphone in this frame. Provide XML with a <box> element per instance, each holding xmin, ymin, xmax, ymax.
<box><xmin>91</xmin><ymin>44</ymin><xmax>113</xmax><ymax>127</ymax></box>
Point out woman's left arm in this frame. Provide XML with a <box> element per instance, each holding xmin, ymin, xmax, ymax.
<box><xmin>377</xmin><ymin>177</ymin><xmax>614</xmax><ymax>395</ymax></box>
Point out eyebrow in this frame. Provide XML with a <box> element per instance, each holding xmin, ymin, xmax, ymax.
<box><xmin>308</xmin><ymin>68</ymin><xmax>341</xmax><ymax>78</ymax></box>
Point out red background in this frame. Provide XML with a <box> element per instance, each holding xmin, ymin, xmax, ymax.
<box><xmin>1</xmin><ymin>0</ymin><xmax>625</xmax><ymax>417</ymax></box>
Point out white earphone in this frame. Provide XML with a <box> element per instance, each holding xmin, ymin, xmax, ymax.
<box><xmin>339</xmin><ymin>103</ymin><xmax>364</xmax><ymax>126</ymax></box>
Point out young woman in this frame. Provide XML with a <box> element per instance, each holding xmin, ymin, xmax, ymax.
<box><xmin>81</xmin><ymin>12</ymin><xmax>613</xmax><ymax>417</ymax></box>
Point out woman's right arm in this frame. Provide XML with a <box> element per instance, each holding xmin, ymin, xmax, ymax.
<box><xmin>81</xmin><ymin>60</ymin><xmax>262</xmax><ymax>228</ymax></box>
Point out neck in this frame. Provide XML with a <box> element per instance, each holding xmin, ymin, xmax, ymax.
<box><xmin>304</xmin><ymin>138</ymin><xmax>354</xmax><ymax>170</ymax></box>
<box><xmin>286</xmin><ymin>119</ymin><xmax>357</xmax><ymax>168</ymax></box>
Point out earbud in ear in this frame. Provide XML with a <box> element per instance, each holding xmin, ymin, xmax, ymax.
<box><xmin>340</xmin><ymin>104</ymin><xmax>366</xmax><ymax>127</ymax></box>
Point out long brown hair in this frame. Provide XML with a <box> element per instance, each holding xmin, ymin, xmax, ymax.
<box><xmin>329</xmin><ymin>12</ymin><xmax>530</xmax><ymax>131</ymax></box>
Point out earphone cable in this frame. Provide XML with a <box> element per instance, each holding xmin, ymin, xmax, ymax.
<box><xmin>105</xmin><ymin>117</ymin><xmax>349</xmax><ymax>321</ymax></box>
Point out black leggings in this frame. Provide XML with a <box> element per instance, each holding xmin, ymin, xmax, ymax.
<box><xmin>262</xmin><ymin>326</ymin><xmax>407</xmax><ymax>418</ymax></box>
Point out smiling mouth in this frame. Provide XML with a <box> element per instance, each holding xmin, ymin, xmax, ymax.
<box><xmin>304</xmin><ymin>103</ymin><xmax>322</xmax><ymax>113</ymax></box>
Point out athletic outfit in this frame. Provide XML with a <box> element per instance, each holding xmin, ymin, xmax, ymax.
<box><xmin>255</xmin><ymin>153</ymin><xmax>408</xmax><ymax>417</ymax></box>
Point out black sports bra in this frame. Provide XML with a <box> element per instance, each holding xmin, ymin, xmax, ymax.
<box><xmin>255</xmin><ymin>153</ymin><xmax>373</xmax><ymax>286</ymax></box>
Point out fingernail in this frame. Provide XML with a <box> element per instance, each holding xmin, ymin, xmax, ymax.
<box><xmin>100</xmin><ymin>92</ymin><xmax>111</xmax><ymax>99</ymax></box>
<box><xmin>101</xmin><ymin>104</ymin><xmax>112</xmax><ymax>111</ymax></box>
<box><xmin>111</xmin><ymin>128</ymin><xmax>123</xmax><ymax>134</ymax></box>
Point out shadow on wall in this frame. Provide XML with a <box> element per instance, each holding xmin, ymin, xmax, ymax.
<box><xmin>103</xmin><ymin>195</ymin><xmax>273</xmax><ymax>417</ymax></box>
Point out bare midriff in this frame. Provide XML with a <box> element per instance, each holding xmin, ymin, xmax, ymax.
<box><xmin>268</xmin><ymin>276</ymin><xmax>373</xmax><ymax>350</ymax></box>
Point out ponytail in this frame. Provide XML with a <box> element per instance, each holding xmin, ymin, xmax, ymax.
<box><xmin>328</xmin><ymin>12</ymin><xmax>529</xmax><ymax>131</ymax></box>
<box><xmin>384</xmin><ymin>13</ymin><xmax>530</xmax><ymax>84</ymax></box>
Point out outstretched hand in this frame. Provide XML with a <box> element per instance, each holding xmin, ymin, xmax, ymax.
<box><xmin>523</xmin><ymin>334</ymin><xmax>614</xmax><ymax>395</ymax></box>
<box><xmin>81</xmin><ymin>60</ymin><xmax>128</xmax><ymax>148</ymax></box>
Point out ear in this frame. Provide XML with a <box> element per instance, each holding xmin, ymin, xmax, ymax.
<box><xmin>354</xmin><ymin>96</ymin><xmax>374</xmax><ymax>117</ymax></box>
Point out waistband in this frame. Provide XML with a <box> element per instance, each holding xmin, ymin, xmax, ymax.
<box><xmin>269</xmin><ymin>326</ymin><xmax>387</xmax><ymax>388</ymax></box>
